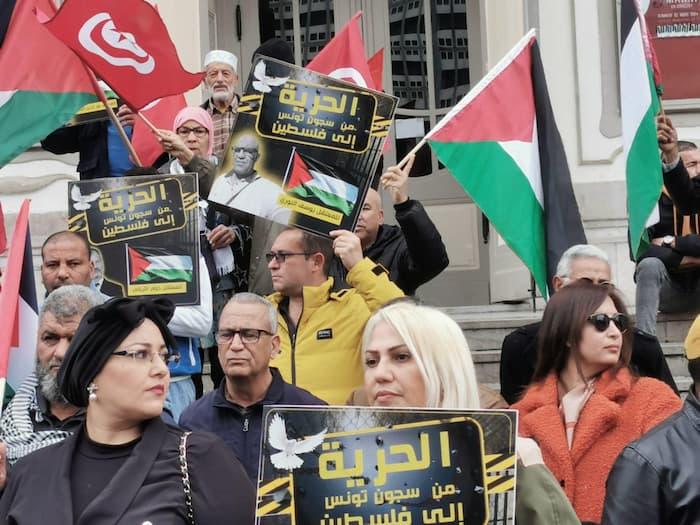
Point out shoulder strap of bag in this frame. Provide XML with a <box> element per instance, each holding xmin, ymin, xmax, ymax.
<box><xmin>179</xmin><ymin>431</ymin><xmax>195</xmax><ymax>525</ymax></box>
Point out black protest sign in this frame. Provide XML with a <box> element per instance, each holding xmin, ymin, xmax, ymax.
<box><xmin>257</xmin><ymin>407</ymin><xmax>517</xmax><ymax>525</ymax></box>
<box><xmin>67</xmin><ymin>174</ymin><xmax>200</xmax><ymax>306</ymax></box>
<box><xmin>210</xmin><ymin>57</ymin><xmax>397</xmax><ymax>237</ymax></box>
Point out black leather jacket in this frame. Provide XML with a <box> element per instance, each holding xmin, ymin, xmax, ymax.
<box><xmin>601</xmin><ymin>389</ymin><xmax>699</xmax><ymax>525</ymax></box>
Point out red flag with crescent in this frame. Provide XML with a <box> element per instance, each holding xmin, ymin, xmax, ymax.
<box><xmin>42</xmin><ymin>0</ymin><xmax>203</xmax><ymax>109</ymax></box>
<box><xmin>307</xmin><ymin>12</ymin><xmax>376</xmax><ymax>90</ymax></box>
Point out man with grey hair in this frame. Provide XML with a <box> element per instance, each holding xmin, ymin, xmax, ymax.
<box><xmin>179</xmin><ymin>292</ymin><xmax>324</xmax><ymax>481</ymax></box>
<box><xmin>0</xmin><ymin>285</ymin><xmax>102</xmax><ymax>486</ymax></box>
<box><xmin>499</xmin><ymin>244</ymin><xmax>677</xmax><ymax>404</ymax></box>
<box><xmin>201</xmin><ymin>49</ymin><xmax>240</xmax><ymax>160</ymax></box>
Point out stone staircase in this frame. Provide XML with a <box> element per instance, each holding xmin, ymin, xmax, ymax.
<box><xmin>441</xmin><ymin>304</ymin><xmax>694</xmax><ymax>396</ymax></box>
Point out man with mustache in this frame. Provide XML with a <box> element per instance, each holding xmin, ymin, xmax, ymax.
<box><xmin>201</xmin><ymin>50</ymin><xmax>241</xmax><ymax>162</ymax></box>
<box><xmin>0</xmin><ymin>285</ymin><xmax>102</xmax><ymax>487</ymax></box>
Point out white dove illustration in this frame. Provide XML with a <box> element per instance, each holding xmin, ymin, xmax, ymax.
<box><xmin>268</xmin><ymin>413</ymin><xmax>326</xmax><ymax>471</ymax></box>
<box><xmin>252</xmin><ymin>60</ymin><xmax>289</xmax><ymax>93</ymax></box>
<box><xmin>71</xmin><ymin>186</ymin><xmax>102</xmax><ymax>211</ymax></box>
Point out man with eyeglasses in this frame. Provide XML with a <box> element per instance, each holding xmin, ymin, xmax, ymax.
<box><xmin>179</xmin><ymin>293</ymin><xmax>324</xmax><ymax>481</ymax></box>
<box><xmin>499</xmin><ymin>244</ymin><xmax>678</xmax><ymax>405</ymax></box>
<box><xmin>0</xmin><ymin>285</ymin><xmax>102</xmax><ymax>489</ymax></box>
<box><xmin>201</xmin><ymin>50</ymin><xmax>240</xmax><ymax>161</ymax></box>
<box><xmin>265</xmin><ymin>227</ymin><xmax>403</xmax><ymax>404</ymax></box>
<box><xmin>40</xmin><ymin>229</ymin><xmax>214</xmax><ymax>423</ymax></box>
<box><xmin>208</xmin><ymin>134</ymin><xmax>292</xmax><ymax>223</ymax></box>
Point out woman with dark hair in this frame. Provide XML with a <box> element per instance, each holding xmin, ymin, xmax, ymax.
<box><xmin>513</xmin><ymin>280</ymin><xmax>681</xmax><ymax>523</ymax></box>
<box><xmin>0</xmin><ymin>297</ymin><xmax>255</xmax><ymax>524</ymax></box>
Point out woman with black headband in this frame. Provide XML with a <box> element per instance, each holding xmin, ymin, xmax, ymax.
<box><xmin>0</xmin><ymin>297</ymin><xmax>254</xmax><ymax>524</ymax></box>
<box><xmin>513</xmin><ymin>280</ymin><xmax>681</xmax><ymax>524</ymax></box>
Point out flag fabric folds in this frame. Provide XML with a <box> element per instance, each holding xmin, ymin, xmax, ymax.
<box><xmin>425</xmin><ymin>30</ymin><xmax>586</xmax><ymax>297</ymax></box>
<box><xmin>0</xmin><ymin>0</ymin><xmax>97</xmax><ymax>168</ymax></box>
<box><xmin>128</xmin><ymin>246</ymin><xmax>193</xmax><ymax>283</ymax></box>
<box><xmin>43</xmin><ymin>0</ymin><xmax>203</xmax><ymax>110</ymax></box>
<box><xmin>0</xmin><ymin>201</ymin><xmax>39</xmax><ymax>406</ymax></box>
<box><xmin>621</xmin><ymin>0</ymin><xmax>663</xmax><ymax>260</ymax></box>
<box><xmin>285</xmin><ymin>150</ymin><xmax>359</xmax><ymax>216</ymax></box>
<box><xmin>306</xmin><ymin>11</ymin><xmax>377</xmax><ymax>90</ymax></box>
<box><xmin>132</xmin><ymin>94</ymin><xmax>187</xmax><ymax>166</ymax></box>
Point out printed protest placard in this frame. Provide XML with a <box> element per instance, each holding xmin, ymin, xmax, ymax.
<box><xmin>257</xmin><ymin>407</ymin><xmax>518</xmax><ymax>525</ymax></box>
<box><xmin>209</xmin><ymin>57</ymin><xmax>397</xmax><ymax>237</ymax></box>
<box><xmin>67</xmin><ymin>174</ymin><xmax>200</xmax><ymax>305</ymax></box>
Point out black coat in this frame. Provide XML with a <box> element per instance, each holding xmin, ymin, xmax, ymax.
<box><xmin>179</xmin><ymin>368</ymin><xmax>326</xmax><ymax>481</ymax></box>
<box><xmin>602</xmin><ymin>390</ymin><xmax>700</xmax><ymax>525</ymax></box>
<box><xmin>0</xmin><ymin>417</ymin><xmax>255</xmax><ymax>524</ymax></box>
<box><xmin>329</xmin><ymin>199</ymin><xmax>449</xmax><ymax>295</ymax></box>
<box><xmin>499</xmin><ymin>321</ymin><xmax>679</xmax><ymax>404</ymax></box>
<box><xmin>41</xmin><ymin>122</ymin><xmax>110</xmax><ymax>180</ymax></box>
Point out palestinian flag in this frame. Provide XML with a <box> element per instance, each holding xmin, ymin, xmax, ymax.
<box><xmin>284</xmin><ymin>149</ymin><xmax>359</xmax><ymax>216</ymax></box>
<box><xmin>0</xmin><ymin>0</ymin><xmax>97</xmax><ymax>167</ymax></box>
<box><xmin>425</xmin><ymin>30</ymin><xmax>586</xmax><ymax>297</ymax></box>
<box><xmin>621</xmin><ymin>0</ymin><xmax>663</xmax><ymax>259</ymax></box>
<box><xmin>0</xmin><ymin>201</ymin><xmax>39</xmax><ymax>407</ymax></box>
<box><xmin>128</xmin><ymin>246</ymin><xmax>193</xmax><ymax>283</ymax></box>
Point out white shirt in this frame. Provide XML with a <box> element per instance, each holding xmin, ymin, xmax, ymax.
<box><xmin>208</xmin><ymin>173</ymin><xmax>291</xmax><ymax>224</ymax></box>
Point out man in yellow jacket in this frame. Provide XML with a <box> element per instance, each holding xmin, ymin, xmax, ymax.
<box><xmin>266</xmin><ymin>227</ymin><xmax>403</xmax><ymax>404</ymax></box>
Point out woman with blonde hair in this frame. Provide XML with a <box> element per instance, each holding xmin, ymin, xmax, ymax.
<box><xmin>361</xmin><ymin>299</ymin><xmax>580</xmax><ymax>524</ymax></box>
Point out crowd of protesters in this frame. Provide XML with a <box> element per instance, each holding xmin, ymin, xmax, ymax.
<box><xmin>0</xmin><ymin>41</ymin><xmax>698</xmax><ymax>525</ymax></box>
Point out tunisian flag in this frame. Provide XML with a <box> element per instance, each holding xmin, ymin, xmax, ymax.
<box><xmin>42</xmin><ymin>0</ymin><xmax>203</xmax><ymax>109</ymax></box>
<box><xmin>132</xmin><ymin>94</ymin><xmax>187</xmax><ymax>166</ymax></box>
<box><xmin>307</xmin><ymin>12</ymin><xmax>376</xmax><ymax>90</ymax></box>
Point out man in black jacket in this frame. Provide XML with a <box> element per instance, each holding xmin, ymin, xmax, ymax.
<box><xmin>329</xmin><ymin>155</ymin><xmax>449</xmax><ymax>295</ymax></box>
<box><xmin>602</xmin><ymin>316</ymin><xmax>699</xmax><ymax>524</ymax></box>
<box><xmin>500</xmin><ymin>243</ymin><xmax>678</xmax><ymax>404</ymax></box>
<box><xmin>635</xmin><ymin>136</ymin><xmax>700</xmax><ymax>336</ymax></box>
<box><xmin>179</xmin><ymin>292</ymin><xmax>324</xmax><ymax>480</ymax></box>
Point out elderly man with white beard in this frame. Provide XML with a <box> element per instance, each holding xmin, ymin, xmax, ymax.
<box><xmin>0</xmin><ymin>285</ymin><xmax>102</xmax><ymax>488</ymax></box>
<box><xmin>201</xmin><ymin>50</ymin><xmax>241</xmax><ymax>161</ymax></box>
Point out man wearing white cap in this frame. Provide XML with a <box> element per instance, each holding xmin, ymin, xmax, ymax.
<box><xmin>202</xmin><ymin>50</ymin><xmax>240</xmax><ymax>161</ymax></box>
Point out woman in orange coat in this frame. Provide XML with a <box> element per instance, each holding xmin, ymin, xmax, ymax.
<box><xmin>513</xmin><ymin>281</ymin><xmax>681</xmax><ymax>523</ymax></box>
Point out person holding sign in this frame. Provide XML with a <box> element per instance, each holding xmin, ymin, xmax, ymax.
<box><xmin>208</xmin><ymin>134</ymin><xmax>292</xmax><ymax>224</ymax></box>
<box><xmin>330</xmin><ymin>156</ymin><xmax>449</xmax><ymax>295</ymax></box>
<box><xmin>513</xmin><ymin>281</ymin><xmax>681</xmax><ymax>523</ymax></box>
<box><xmin>360</xmin><ymin>299</ymin><xmax>580</xmax><ymax>524</ymax></box>
<box><xmin>157</xmin><ymin>106</ymin><xmax>217</xmax><ymax>198</ymax></box>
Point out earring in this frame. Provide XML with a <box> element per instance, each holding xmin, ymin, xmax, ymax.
<box><xmin>87</xmin><ymin>383</ymin><xmax>98</xmax><ymax>402</ymax></box>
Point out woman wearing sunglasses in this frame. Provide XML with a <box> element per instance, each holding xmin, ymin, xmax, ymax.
<box><xmin>512</xmin><ymin>280</ymin><xmax>681</xmax><ymax>524</ymax></box>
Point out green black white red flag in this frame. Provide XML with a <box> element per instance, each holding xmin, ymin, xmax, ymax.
<box><xmin>0</xmin><ymin>201</ymin><xmax>39</xmax><ymax>407</ymax></box>
<box><xmin>620</xmin><ymin>0</ymin><xmax>663</xmax><ymax>259</ymax></box>
<box><xmin>0</xmin><ymin>0</ymin><xmax>97</xmax><ymax>167</ymax></box>
<box><xmin>425</xmin><ymin>30</ymin><xmax>585</xmax><ymax>297</ymax></box>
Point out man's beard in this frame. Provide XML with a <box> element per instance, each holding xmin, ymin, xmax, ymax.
<box><xmin>35</xmin><ymin>360</ymin><xmax>69</xmax><ymax>405</ymax></box>
<box><xmin>208</xmin><ymin>83</ymin><xmax>233</xmax><ymax>106</ymax></box>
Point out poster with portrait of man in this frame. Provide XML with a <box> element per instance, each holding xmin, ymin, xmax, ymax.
<box><xmin>255</xmin><ymin>406</ymin><xmax>518</xmax><ymax>525</ymax></box>
<box><xmin>66</xmin><ymin>173</ymin><xmax>200</xmax><ymax>306</ymax></box>
<box><xmin>209</xmin><ymin>56</ymin><xmax>398</xmax><ymax>237</ymax></box>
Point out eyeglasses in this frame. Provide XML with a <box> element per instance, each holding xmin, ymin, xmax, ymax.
<box><xmin>587</xmin><ymin>313</ymin><xmax>629</xmax><ymax>333</ymax></box>
<box><xmin>265</xmin><ymin>251</ymin><xmax>312</xmax><ymax>264</ymax></box>
<box><xmin>215</xmin><ymin>328</ymin><xmax>274</xmax><ymax>345</ymax></box>
<box><xmin>112</xmin><ymin>348</ymin><xmax>180</xmax><ymax>365</ymax></box>
<box><xmin>233</xmin><ymin>147</ymin><xmax>258</xmax><ymax>157</ymax></box>
<box><xmin>177</xmin><ymin>126</ymin><xmax>209</xmax><ymax>138</ymax></box>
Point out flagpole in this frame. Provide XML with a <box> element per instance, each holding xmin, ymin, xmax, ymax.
<box><xmin>136</xmin><ymin>111</ymin><xmax>159</xmax><ymax>134</ymax></box>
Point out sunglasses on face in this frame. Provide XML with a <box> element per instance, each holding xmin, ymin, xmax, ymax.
<box><xmin>587</xmin><ymin>313</ymin><xmax>629</xmax><ymax>333</ymax></box>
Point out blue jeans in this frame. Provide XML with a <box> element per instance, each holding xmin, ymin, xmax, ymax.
<box><xmin>165</xmin><ymin>377</ymin><xmax>196</xmax><ymax>424</ymax></box>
